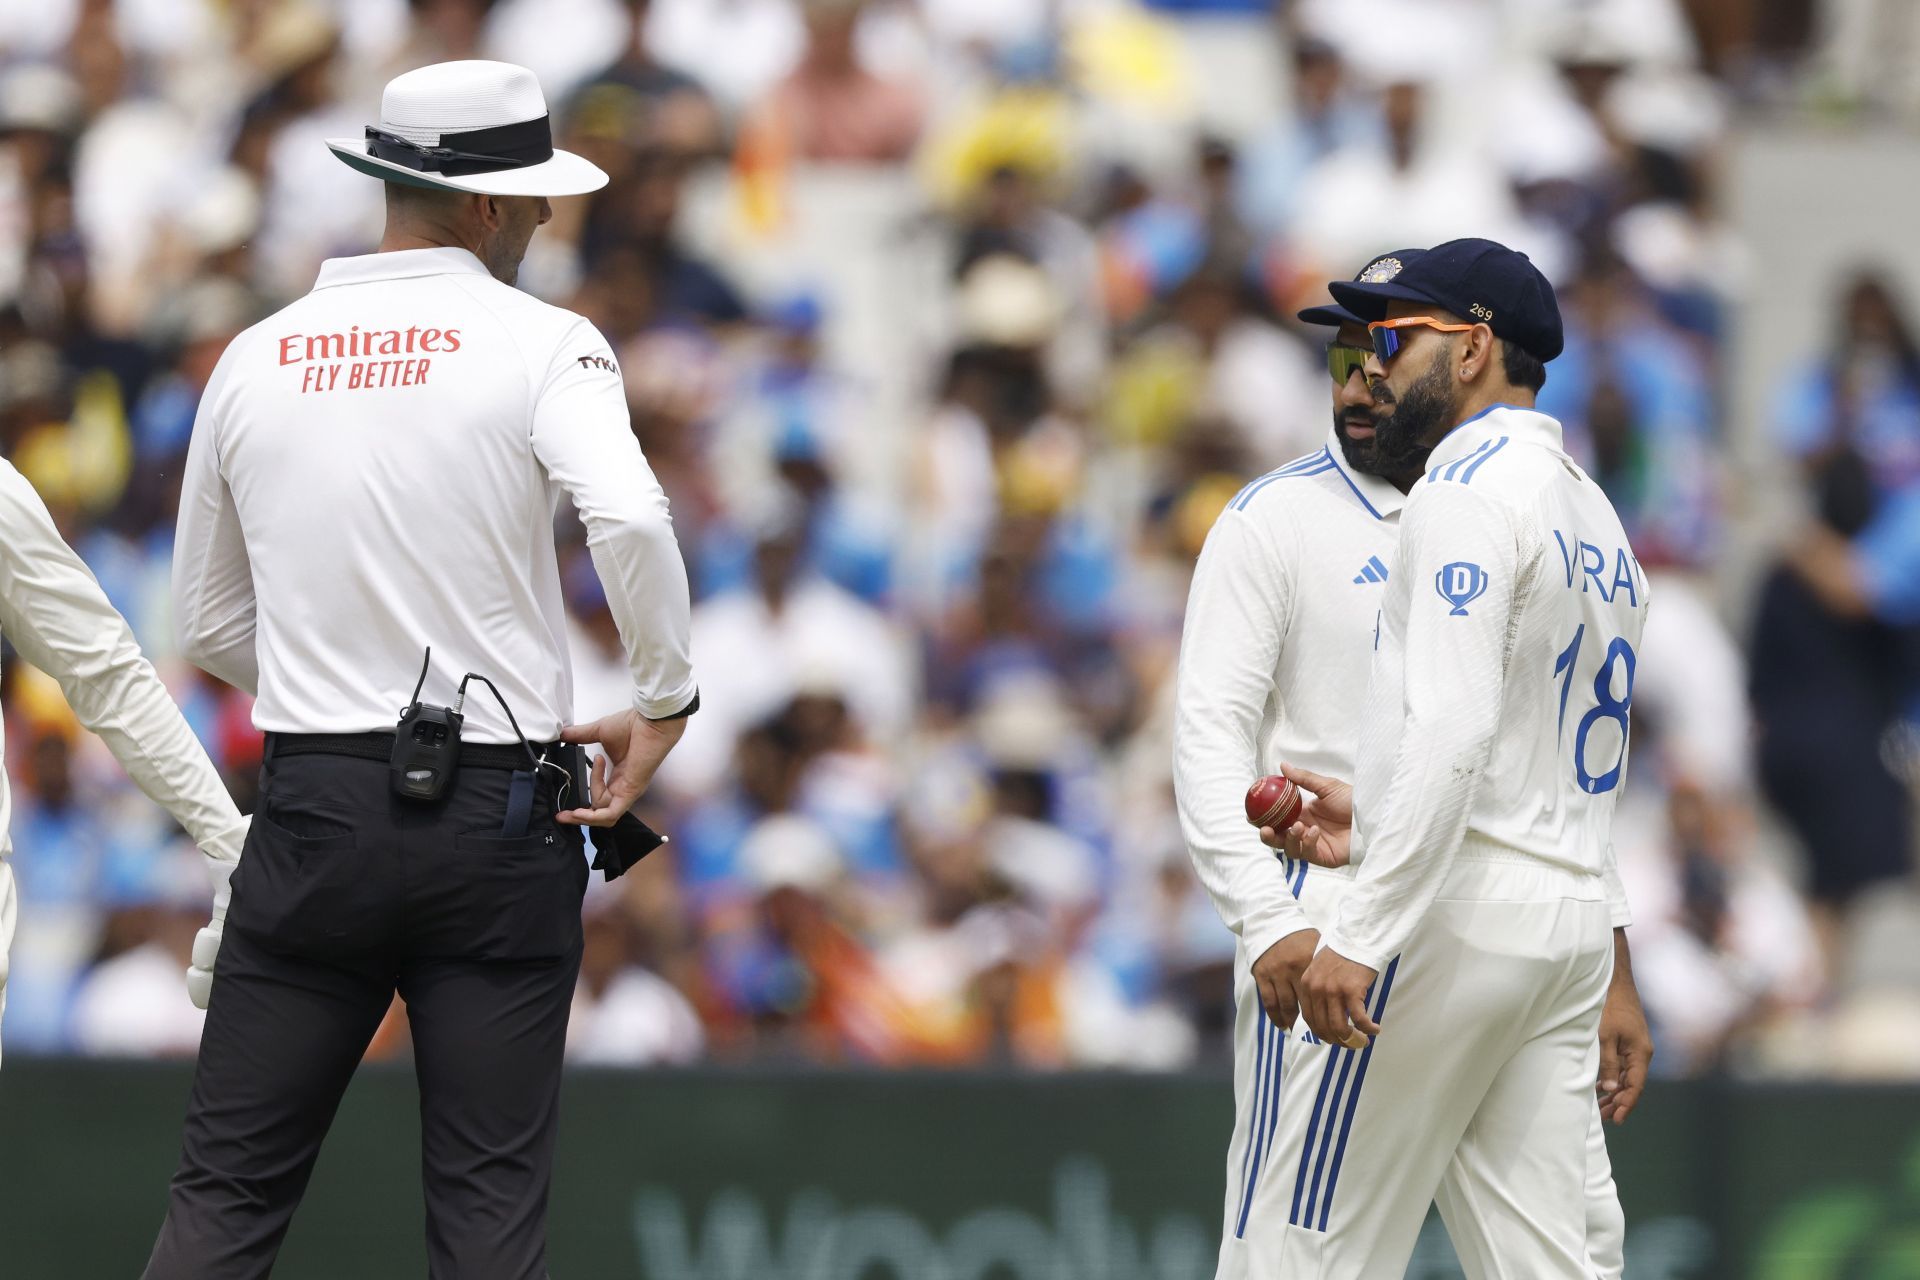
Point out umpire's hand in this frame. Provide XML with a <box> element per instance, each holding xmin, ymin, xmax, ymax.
<box><xmin>557</xmin><ymin>709</ymin><xmax>686</xmax><ymax>827</ymax></box>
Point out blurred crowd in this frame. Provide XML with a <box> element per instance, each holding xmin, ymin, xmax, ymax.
<box><xmin>1</xmin><ymin>0</ymin><xmax>1916</xmax><ymax>1078</ymax></box>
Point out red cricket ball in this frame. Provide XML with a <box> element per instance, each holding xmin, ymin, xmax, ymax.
<box><xmin>1244</xmin><ymin>775</ymin><xmax>1302</xmax><ymax>831</ymax></box>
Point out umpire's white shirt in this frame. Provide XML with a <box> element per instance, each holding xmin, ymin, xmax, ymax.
<box><xmin>174</xmin><ymin>247</ymin><xmax>697</xmax><ymax>743</ymax></box>
<box><xmin>1172</xmin><ymin>436</ymin><xmax>1404</xmax><ymax>966</ymax></box>
<box><xmin>1329</xmin><ymin>405</ymin><xmax>1648</xmax><ymax>970</ymax></box>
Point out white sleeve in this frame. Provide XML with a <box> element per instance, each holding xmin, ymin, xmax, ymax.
<box><xmin>0</xmin><ymin>463</ymin><xmax>245</xmax><ymax>858</ymax></box>
<box><xmin>172</xmin><ymin>346</ymin><xmax>259</xmax><ymax>693</ymax></box>
<box><xmin>1603</xmin><ymin>843</ymin><xmax>1632</xmax><ymax>929</ymax></box>
<box><xmin>1324</xmin><ymin>483</ymin><xmax>1526</xmax><ymax>970</ymax></box>
<box><xmin>530</xmin><ymin>320</ymin><xmax>696</xmax><ymax>719</ymax></box>
<box><xmin>1173</xmin><ymin>506</ymin><xmax>1313</xmax><ymax>965</ymax></box>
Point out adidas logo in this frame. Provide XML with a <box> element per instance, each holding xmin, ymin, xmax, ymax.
<box><xmin>1352</xmin><ymin>556</ymin><xmax>1389</xmax><ymax>585</ymax></box>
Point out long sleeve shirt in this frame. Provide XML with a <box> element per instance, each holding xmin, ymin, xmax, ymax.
<box><xmin>0</xmin><ymin>459</ymin><xmax>245</xmax><ymax>1045</ymax></box>
<box><xmin>1173</xmin><ymin>437</ymin><xmax>1406</xmax><ymax>966</ymax></box>
<box><xmin>174</xmin><ymin>247</ymin><xmax>696</xmax><ymax>742</ymax></box>
<box><xmin>1326</xmin><ymin>406</ymin><xmax>1649</xmax><ymax>971</ymax></box>
<box><xmin>0</xmin><ymin>462</ymin><xmax>244</xmax><ymax>858</ymax></box>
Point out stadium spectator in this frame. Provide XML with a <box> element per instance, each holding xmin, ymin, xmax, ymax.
<box><xmin>566</xmin><ymin>881</ymin><xmax>706</xmax><ymax>1065</ymax></box>
<box><xmin>1105</xmin><ymin>263</ymin><xmax>1323</xmax><ymax>462</ymax></box>
<box><xmin>666</xmin><ymin>513</ymin><xmax>915</xmax><ymax>798</ymax></box>
<box><xmin>1538</xmin><ymin>251</ymin><xmax>1720</xmax><ymax>566</ymax></box>
<box><xmin>742</xmin><ymin>0</ymin><xmax>924</xmax><ymax>165</ymax></box>
<box><xmin>389</xmin><ymin>0</ymin><xmax>495</xmax><ymax>70</ymax></box>
<box><xmin>68</xmin><ymin>845</ymin><xmax>209</xmax><ymax>1059</ymax></box>
<box><xmin>1774</xmin><ymin>273</ymin><xmax>1920</xmax><ymax>499</ymax></box>
<box><xmin>1235</xmin><ymin>35</ymin><xmax>1381</xmax><ymax>241</ymax></box>
<box><xmin>563</xmin><ymin>0</ymin><xmax>724</xmax><ymax>160</ymax></box>
<box><xmin>1752</xmin><ymin>275</ymin><xmax>1920</xmax><ymax>971</ymax></box>
<box><xmin>576</xmin><ymin>145</ymin><xmax>748</xmax><ymax>330</ymax></box>
<box><xmin>1287</xmin><ymin>75</ymin><xmax>1525</xmax><ymax>289</ymax></box>
<box><xmin>1618</xmin><ymin>784</ymin><xmax>1823</xmax><ymax>1075</ymax></box>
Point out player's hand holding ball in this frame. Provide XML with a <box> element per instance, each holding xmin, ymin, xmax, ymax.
<box><xmin>1245</xmin><ymin>773</ymin><xmax>1303</xmax><ymax>833</ymax></box>
<box><xmin>1248</xmin><ymin>765</ymin><xmax>1355</xmax><ymax>868</ymax></box>
<box><xmin>1299</xmin><ymin>948</ymin><xmax>1379</xmax><ymax>1051</ymax></box>
<box><xmin>1243</xmin><ymin>767</ymin><xmax>1372</xmax><ymax>1045</ymax></box>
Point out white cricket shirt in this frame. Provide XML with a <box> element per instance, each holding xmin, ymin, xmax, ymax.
<box><xmin>174</xmin><ymin>247</ymin><xmax>697</xmax><ymax>743</ymax></box>
<box><xmin>1327</xmin><ymin>405</ymin><xmax>1649</xmax><ymax>971</ymax></box>
<box><xmin>0</xmin><ymin>459</ymin><xmax>246</xmax><ymax>1059</ymax></box>
<box><xmin>1173</xmin><ymin>435</ymin><xmax>1405</xmax><ymax>967</ymax></box>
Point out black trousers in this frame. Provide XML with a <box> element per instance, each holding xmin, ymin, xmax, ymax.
<box><xmin>144</xmin><ymin>743</ymin><xmax>588</xmax><ymax>1280</ymax></box>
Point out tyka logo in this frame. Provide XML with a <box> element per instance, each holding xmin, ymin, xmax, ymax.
<box><xmin>576</xmin><ymin>354</ymin><xmax>619</xmax><ymax>374</ymax></box>
<box><xmin>1435</xmin><ymin>561</ymin><xmax>1488</xmax><ymax>616</ymax></box>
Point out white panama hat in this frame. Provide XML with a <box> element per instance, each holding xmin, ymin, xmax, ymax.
<box><xmin>326</xmin><ymin>60</ymin><xmax>607</xmax><ymax>197</ymax></box>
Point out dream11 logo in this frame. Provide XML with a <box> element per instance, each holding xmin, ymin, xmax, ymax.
<box><xmin>1435</xmin><ymin>562</ymin><xmax>1488</xmax><ymax>617</ymax></box>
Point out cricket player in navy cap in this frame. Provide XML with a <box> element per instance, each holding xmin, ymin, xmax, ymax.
<box><xmin>1177</xmin><ymin>243</ymin><xmax>1649</xmax><ymax>1278</ymax></box>
<box><xmin>1228</xmin><ymin>238</ymin><xmax>1651</xmax><ymax>1277</ymax></box>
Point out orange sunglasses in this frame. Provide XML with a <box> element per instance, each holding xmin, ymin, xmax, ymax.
<box><xmin>1367</xmin><ymin>316</ymin><xmax>1479</xmax><ymax>363</ymax></box>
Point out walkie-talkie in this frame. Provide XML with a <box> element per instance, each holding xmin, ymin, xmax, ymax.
<box><xmin>391</xmin><ymin>647</ymin><xmax>462</xmax><ymax>802</ymax></box>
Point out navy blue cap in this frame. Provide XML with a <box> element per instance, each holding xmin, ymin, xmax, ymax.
<box><xmin>1328</xmin><ymin>237</ymin><xmax>1563</xmax><ymax>361</ymax></box>
<box><xmin>1297</xmin><ymin>248</ymin><xmax>1426</xmax><ymax>328</ymax></box>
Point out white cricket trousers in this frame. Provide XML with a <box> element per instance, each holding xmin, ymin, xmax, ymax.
<box><xmin>1214</xmin><ymin>848</ymin><xmax>1620</xmax><ymax>1280</ymax></box>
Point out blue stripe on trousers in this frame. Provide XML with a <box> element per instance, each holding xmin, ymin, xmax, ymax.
<box><xmin>1292</xmin><ymin>960</ymin><xmax>1394</xmax><ymax>1228</ymax></box>
<box><xmin>1317</xmin><ymin>955</ymin><xmax>1402</xmax><ymax>1230</ymax></box>
<box><xmin>1288</xmin><ymin>1033</ymin><xmax>1345</xmax><ymax>1227</ymax></box>
<box><xmin>1259</xmin><ymin>1015</ymin><xmax>1286</xmax><ymax>1165</ymax></box>
<box><xmin>1298</xmin><ymin>1026</ymin><xmax>1363</xmax><ymax>1225</ymax></box>
<box><xmin>1234</xmin><ymin>1016</ymin><xmax>1273</xmax><ymax>1237</ymax></box>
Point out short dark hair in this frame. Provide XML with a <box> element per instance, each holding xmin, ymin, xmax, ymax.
<box><xmin>1502</xmin><ymin>340</ymin><xmax>1547</xmax><ymax>392</ymax></box>
<box><xmin>384</xmin><ymin>180</ymin><xmax>465</xmax><ymax>214</ymax></box>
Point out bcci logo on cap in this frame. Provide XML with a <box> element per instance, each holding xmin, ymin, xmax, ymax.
<box><xmin>1360</xmin><ymin>257</ymin><xmax>1403</xmax><ymax>283</ymax></box>
<box><xmin>1436</xmin><ymin>561</ymin><xmax>1488</xmax><ymax>616</ymax></box>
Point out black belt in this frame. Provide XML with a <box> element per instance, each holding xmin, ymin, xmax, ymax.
<box><xmin>264</xmin><ymin>730</ymin><xmax>667</xmax><ymax>884</ymax></box>
<box><xmin>268</xmin><ymin>731</ymin><xmax>563</xmax><ymax>771</ymax></box>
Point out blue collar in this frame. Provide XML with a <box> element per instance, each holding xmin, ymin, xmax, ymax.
<box><xmin>1422</xmin><ymin>404</ymin><xmax>1562</xmax><ymax>479</ymax></box>
<box><xmin>1320</xmin><ymin>430</ymin><xmax>1406</xmax><ymax>521</ymax></box>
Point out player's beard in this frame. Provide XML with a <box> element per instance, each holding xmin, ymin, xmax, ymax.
<box><xmin>1334</xmin><ymin>409</ymin><xmax>1389</xmax><ymax>474</ymax></box>
<box><xmin>1334</xmin><ymin>408</ymin><xmax>1434</xmax><ymax>486</ymax></box>
<box><xmin>1367</xmin><ymin>347</ymin><xmax>1457</xmax><ymax>475</ymax></box>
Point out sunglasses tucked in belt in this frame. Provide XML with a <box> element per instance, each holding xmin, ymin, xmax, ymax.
<box><xmin>1367</xmin><ymin>316</ymin><xmax>1479</xmax><ymax>364</ymax></box>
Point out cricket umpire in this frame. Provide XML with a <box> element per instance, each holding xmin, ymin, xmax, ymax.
<box><xmin>144</xmin><ymin>60</ymin><xmax>698</xmax><ymax>1279</ymax></box>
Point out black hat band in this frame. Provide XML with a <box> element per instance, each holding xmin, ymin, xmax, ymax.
<box><xmin>365</xmin><ymin>114</ymin><xmax>553</xmax><ymax>176</ymax></box>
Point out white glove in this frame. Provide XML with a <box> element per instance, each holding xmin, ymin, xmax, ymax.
<box><xmin>188</xmin><ymin>816</ymin><xmax>249</xmax><ymax>1010</ymax></box>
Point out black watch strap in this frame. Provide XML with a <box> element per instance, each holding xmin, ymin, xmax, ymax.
<box><xmin>648</xmin><ymin>691</ymin><xmax>699</xmax><ymax>722</ymax></box>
